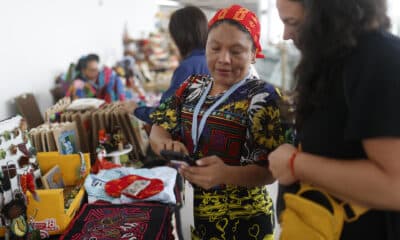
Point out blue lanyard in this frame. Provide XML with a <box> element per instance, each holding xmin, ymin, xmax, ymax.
<box><xmin>191</xmin><ymin>75</ymin><xmax>249</xmax><ymax>153</ymax></box>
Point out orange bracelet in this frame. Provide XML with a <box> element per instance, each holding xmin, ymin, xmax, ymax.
<box><xmin>289</xmin><ymin>149</ymin><xmax>299</xmax><ymax>177</ymax></box>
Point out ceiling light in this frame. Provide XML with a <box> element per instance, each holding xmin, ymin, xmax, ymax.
<box><xmin>157</xmin><ymin>0</ymin><xmax>180</xmax><ymax>7</ymax></box>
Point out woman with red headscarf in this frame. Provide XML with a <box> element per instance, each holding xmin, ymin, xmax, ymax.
<box><xmin>149</xmin><ymin>5</ymin><xmax>283</xmax><ymax>239</ymax></box>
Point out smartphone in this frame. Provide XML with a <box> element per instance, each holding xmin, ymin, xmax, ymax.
<box><xmin>160</xmin><ymin>150</ymin><xmax>197</xmax><ymax>166</ymax></box>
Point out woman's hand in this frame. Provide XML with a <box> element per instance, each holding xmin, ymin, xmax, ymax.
<box><xmin>268</xmin><ymin>143</ymin><xmax>299</xmax><ymax>185</ymax></box>
<box><xmin>179</xmin><ymin>155</ymin><xmax>227</xmax><ymax>190</ymax></box>
<box><xmin>150</xmin><ymin>138</ymin><xmax>188</xmax><ymax>156</ymax></box>
<box><xmin>149</xmin><ymin>125</ymin><xmax>188</xmax><ymax>155</ymax></box>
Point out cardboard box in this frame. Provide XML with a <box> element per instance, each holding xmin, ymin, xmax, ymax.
<box><xmin>0</xmin><ymin>152</ymin><xmax>90</xmax><ymax>237</ymax></box>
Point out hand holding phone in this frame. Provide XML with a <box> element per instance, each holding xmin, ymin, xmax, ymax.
<box><xmin>160</xmin><ymin>150</ymin><xmax>196</xmax><ymax>166</ymax></box>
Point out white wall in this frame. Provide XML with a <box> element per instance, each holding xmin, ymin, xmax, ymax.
<box><xmin>388</xmin><ymin>0</ymin><xmax>400</xmax><ymax>35</ymax></box>
<box><xmin>259</xmin><ymin>0</ymin><xmax>283</xmax><ymax>45</ymax></box>
<box><xmin>260</xmin><ymin>0</ymin><xmax>400</xmax><ymax>45</ymax></box>
<box><xmin>0</xmin><ymin>0</ymin><xmax>158</xmax><ymax>120</ymax></box>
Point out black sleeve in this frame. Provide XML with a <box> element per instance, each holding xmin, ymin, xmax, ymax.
<box><xmin>344</xmin><ymin>33</ymin><xmax>400</xmax><ymax>140</ymax></box>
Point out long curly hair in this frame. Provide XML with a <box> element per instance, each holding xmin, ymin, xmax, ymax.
<box><xmin>293</xmin><ymin>0</ymin><xmax>390</xmax><ymax>128</ymax></box>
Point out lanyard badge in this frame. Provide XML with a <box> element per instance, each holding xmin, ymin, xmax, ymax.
<box><xmin>191</xmin><ymin>75</ymin><xmax>249</xmax><ymax>153</ymax></box>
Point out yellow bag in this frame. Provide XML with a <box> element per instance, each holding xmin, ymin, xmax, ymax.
<box><xmin>280</xmin><ymin>183</ymin><xmax>368</xmax><ymax>240</ymax></box>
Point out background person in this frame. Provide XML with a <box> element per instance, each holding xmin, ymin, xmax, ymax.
<box><xmin>67</xmin><ymin>53</ymin><xmax>126</xmax><ymax>103</ymax></box>
<box><xmin>134</xmin><ymin>6</ymin><xmax>210</xmax><ymax>124</ymax></box>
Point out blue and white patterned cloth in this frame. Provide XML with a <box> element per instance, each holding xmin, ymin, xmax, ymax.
<box><xmin>84</xmin><ymin>166</ymin><xmax>177</xmax><ymax>204</ymax></box>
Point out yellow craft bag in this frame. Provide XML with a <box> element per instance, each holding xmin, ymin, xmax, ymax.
<box><xmin>279</xmin><ymin>183</ymin><xmax>368</xmax><ymax>240</ymax></box>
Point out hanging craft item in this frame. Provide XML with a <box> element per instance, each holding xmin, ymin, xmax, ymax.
<box><xmin>20</xmin><ymin>171</ymin><xmax>39</xmax><ymax>201</ymax></box>
<box><xmin>11</xmin><ymin>128</ymin><xmax>20</xmax><ymax>139</ymax></box>
<box><xmin>11</xmin><ymin>215</ymin><xmax>28</xmax><ymax>237</ymax></box>
<box><xmin>0</xmin><ymin>116</ymin><xmax>41</xmax><ymax>237</ymax></box>
<box><xmin>0</xmin><ymin>149</ymin><xmax>6</xmax><ymax>160</ymax></box>
<box><xmin>9</xmin><ymin>145</ymin><xmax>18</xmax><ymax>155</ymax></box>
<box><xmin>26</xmin><ymin>209</ymin><xmax>41</xmax><ymax>240</ymax></box>
<box><xmin>1</xmin><ymin>162</ymin><xmax>28</xmax><ymax>239</ymax></box>
<box><xmin>2</xmin><ymin>131</ymin><xmax>11</xmax><ymax>141</ymax></box>
<box><xmin>17</xmin><ymin>144</ymin><xmax>31</xmax><ymax>158</ymax></box>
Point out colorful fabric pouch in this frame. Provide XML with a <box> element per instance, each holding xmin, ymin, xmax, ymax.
<box><xmin>105</xmin><ymin>174</ymin><xmax>164</xmax><ymax>199</ymax></box>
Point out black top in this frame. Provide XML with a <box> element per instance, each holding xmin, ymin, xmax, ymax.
<box><xmin>280</xmin><ymin>30</ymin><xmax>400</xmax><ymax>239</ymax></box>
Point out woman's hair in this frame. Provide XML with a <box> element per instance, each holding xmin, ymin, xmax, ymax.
<box><xmin>168</xmin><ymin>6</ymin><xmax>208</xmax><ymax>58</ymax></box>
<box><xmin>76</xmin><ymin>54</ymin><xmax>100</xmax><ymax>72</ymax></box>
<box><xmin>208</xmin><ymin>19</ymin><xmax>256</xmax><ymax>53</ymax></box>
<box><xmin>293</xmin><ymin>0</ymin><xmax>390</xmax><ymax>128</ymax></box>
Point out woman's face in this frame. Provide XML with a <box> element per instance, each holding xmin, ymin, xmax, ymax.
<box><xmin>276</xmin><ymin>0</ymin><xmax>305</xmax><ymax>47</ymax></box>
<box><xmin>83</xmin><ymin>60</ymin><xmax>99</xmax><ymax>81</ymax></box>
<box><xmin>206</xmin><ymin>22</ymin><xmax>255</xmax><ymax>89</ymax></box>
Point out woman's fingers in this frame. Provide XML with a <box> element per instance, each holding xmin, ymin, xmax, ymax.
<box><xmin>164</xmin><ymin>140</ymin><xmax>188</xmax><ymax>154</ymax></box>
<box><xmin>179</xmin><ymin>156</ymin><xmax>224</xmax><ymax>190</ymax></box>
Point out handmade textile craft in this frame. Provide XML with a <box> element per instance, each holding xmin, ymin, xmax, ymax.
<box><xmin>0</xmin><ymin>115</ymin><xmax>41</xmax><ymax>238</ymax></box>
<box><xmin>105</xmin><ymin>174</ymin><xmax>164</xmax><ymax>199</ymax></box>
<box><xmin>60</xmin><ymin>202</ymin><xmax>173</xmax><ymax>240</ymax></box>
<box><xmin>84</xmin><ymin>166</ymin><xmax>177</xmax><ymax>204</ymax></box>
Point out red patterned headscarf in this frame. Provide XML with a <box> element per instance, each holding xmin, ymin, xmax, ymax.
<box><xmin>208</xmin><ymin>4</ymin><xmax>265</xmax><ymax>58</ymax></box>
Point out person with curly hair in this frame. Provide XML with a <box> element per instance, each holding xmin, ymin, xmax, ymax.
<box><xmin>269</xmin><ymin>0</ymin><xmax>400</xmax><ymax>239</ymax></box>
